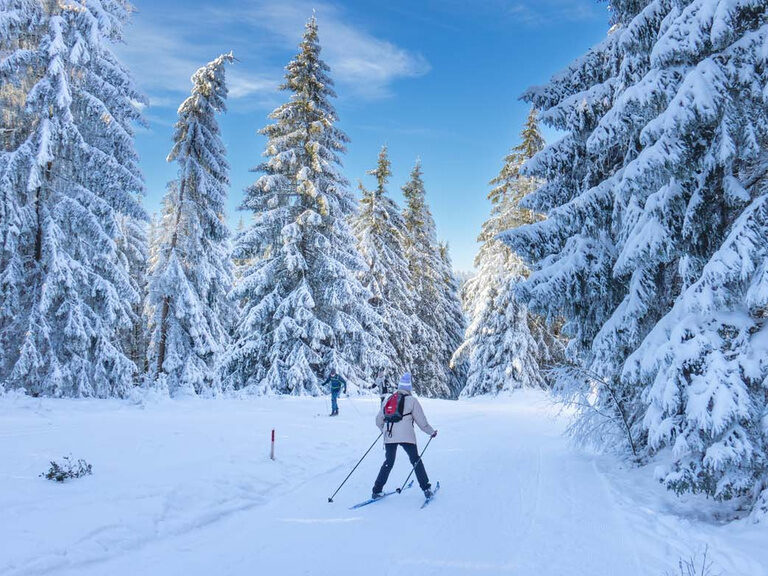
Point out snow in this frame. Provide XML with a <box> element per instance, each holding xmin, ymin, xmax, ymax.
<box><xmin>1</xmin><ymin>391</ymin><xmax>765</xmax><ymax>576</ymax></box>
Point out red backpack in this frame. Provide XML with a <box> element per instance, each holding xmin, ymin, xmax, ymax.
<box><xmin>382</xmin><ymin>393</ymin><xmax>411</xmax><ymax>437</ymax></box>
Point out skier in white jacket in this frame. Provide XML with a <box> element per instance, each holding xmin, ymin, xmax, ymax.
<box><xmin>372</xmin><ymin>372</ymin><xmax>437</xmax><ymax>499</ymax></box>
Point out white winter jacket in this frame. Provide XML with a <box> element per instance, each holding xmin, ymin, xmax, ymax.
<box><xmin>375</xmin><ymin>391</ymin><xmax>435</xmax><ymax>445</ymax></box>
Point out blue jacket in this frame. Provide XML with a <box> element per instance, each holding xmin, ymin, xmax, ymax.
<box><xmin>323</xmin><ymin>374</ymin><xmax>347</xmax><ymax>394</ymax></box>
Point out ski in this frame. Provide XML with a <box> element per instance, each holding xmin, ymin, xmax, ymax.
<box><xmin>349</xmin><ymin>480</ymin><xmax>414</xmax><ymax>510</ymax></box>
<box><xmin>420</xmin><ymin>481</ymin><xmax>440</xmax><ymax>509</ymax></box>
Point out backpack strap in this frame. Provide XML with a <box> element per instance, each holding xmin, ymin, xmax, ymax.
<box><xmin>400</xmin><ymin>393</ymin><xmax>412</xmax><ymax>419</ymax></box>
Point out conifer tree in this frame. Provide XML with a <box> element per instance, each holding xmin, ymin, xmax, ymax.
<box><xmin>0</xmin><ymin>0</ymin><xmax>146</xmax><ymax>397</ymax></box>
<box><xmin>116</xmin><ymin>204</ymin><xmax>149</xmax><ymax>377</ymax></box>
<box><xmin>351</xmin><ymin>146</ymin><xmax>413</xmax><ymax>379</ymax></box>
<box><xmin>505</xmin><ymin>0</ymin><xmax>768</xmax><ymax>510</ymax></box>
<box><xmin>503</xmin><ymin>1</ymin><xmax>664</xmax><ymax>450</ymax></box>
<box><xmin>617</xmin><ymin>2</ymin><xmax>768</xmax><ymax>506</ymax></box>
<box><xmin>401</xmin><ymin>161</ymin><xmax>462</xmax><ymax>397</ymax></box>
<box><xmin>437</xmin><ymin>242</ymin><xmax>468</xmax><ymax>397</ymax></box>
<box><xmin>146</xmin><ymin>53</ymin><xmax>235</xmax><ymax>396</ymax></box>
<box><xmin>146</xmin><ymin>212</ymin><xmax>161</xmax><ymax>269</ymax></box>
<box><xmin>222</xmin><ymin>17</ymin><xmax>388</xmax><ymax>395</ymax></box>
<box><xmin>455</xmin><ymin>108</ymin><xmax>554</xmax><ymax>396</ymax></box>
<box><xmin>0</xmin><ymin>1</ymin><xmax>42</xmax><ymax>379</ymax></box>
<box><xmin>232</xmin><ymin>216</ymin><xmax>249</xmax><ymax>284</ymax></box>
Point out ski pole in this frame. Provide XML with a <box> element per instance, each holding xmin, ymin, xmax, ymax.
<box><xmin>327</xmin><ymin>431</ymin><xmax>383</xmax><ymax>503</ymax></box>
<box><xmin>396</xmin><ymin>435</ymin><xmax>435</xmax><ymax>493</ymax></box>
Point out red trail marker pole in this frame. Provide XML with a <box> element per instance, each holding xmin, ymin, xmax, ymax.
<box><xmin>270</xmin><ymin>429</ymin><xmax>275</xmax><ymax>460</ymax></box>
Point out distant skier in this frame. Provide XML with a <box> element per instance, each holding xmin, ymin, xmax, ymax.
<box><xmin>322</xmin><ymin>369</ymin><xmax>347</xmax><ymax>416</ymax></box>
<box><xmin>372</xmin><ymin>372</ymin><xmax>437</xmax><ymax>500</ymax></box>
<box><xmin>373</xmin><ymin>369</ymin><xmax>388</xmax><ymax>404</ymax></box>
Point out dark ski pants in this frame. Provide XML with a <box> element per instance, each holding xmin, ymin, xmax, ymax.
<box><xmin>373</xmin><ymin>442</ymin><xmax>431</xmax><ymax>492</ymax></box>
<box><xmin>331</xmin><ymin>391</ymin><xmax>339</xmax><ymax>414</ymax></box>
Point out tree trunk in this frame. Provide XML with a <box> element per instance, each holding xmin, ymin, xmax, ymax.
<box><xmin>34</xmin><ymin>162</ymin><xmax>52</xmax><ymax>263</ymax></box>
<box><xmin>155</xmin><ymin>179</ymin><xmax>186</xmax><ymax>376</ymax></box>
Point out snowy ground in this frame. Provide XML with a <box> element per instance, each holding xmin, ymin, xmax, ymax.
<box><xmin>0</xmin><ymin>390</ymin><xmax>765</xmax><ymax>576</ymax></box>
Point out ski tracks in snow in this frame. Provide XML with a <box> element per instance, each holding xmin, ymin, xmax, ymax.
<box><xmin>592</xmin><ymin>459</ymin><xmax>767</xmax><ymax>576</ymax></box>
<box><xmin>1</xmin><ymin>393</ymin><xmax>765</xmax><ymax>576</ymax></box>
<box><xmin>0</xmin><ymin>398</ymin><xmax>357</xmax><ymax>576</ymax></box>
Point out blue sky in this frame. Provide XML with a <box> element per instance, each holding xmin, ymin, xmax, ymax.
<box><xmin>118</xmin><ymin>0</ymin><xmax>610</xmax><ymax>272</ymax></box>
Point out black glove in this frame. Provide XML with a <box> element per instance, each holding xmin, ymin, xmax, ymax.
<box><xmin>431</xmin><ymin>430</ymin><xmax>438</xmax><ymax>438</ymax></box>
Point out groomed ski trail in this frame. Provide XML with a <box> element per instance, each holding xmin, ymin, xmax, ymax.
<box><xmin>0</xmin><ymin>391</ymin><xmax>764</xmax><ymax>576</ymax></box>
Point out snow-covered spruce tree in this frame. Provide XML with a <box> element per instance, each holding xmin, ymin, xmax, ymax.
<box><xmin>505</xmin><ymin>1</ymin><xmax>768</xmax><ymax>509</ymax></box>
<box><xmin>0</xmin><ymin>1</ymin><xmax>43</xmax><ymax>382</ymax></box>
<box><xmin>455</xmin><ymin>108</ymin><xmax>555</xmax><ymax>397</ymax></box>
<box><xmin>351</xmin><ymin>146</ymin><xmax>413</xmax><ymax>379</ymax></box>
<box><xmin>116</xmin><ymin>203</ymin><xmax>148</xmax><ymax>377</ymax></box>
<box><xmin>401</xmin><ymin>161</ymin><xmax>458</xmax><ymax>397</ymax></box>
<box><xmin>231</xmin><ymin>216</ymin><xmax>250</xmax><ymax>284</ymax></box>
<box><xmin>626</xmin><ymin>160</ymin><xmax>768</xmax><ymax>507</ymax></box>
<box><xmin>617</xmin><ymin>3</ymin><xmax>768</xmax><ymax>506</ymax></box>
<box><xmin>502</xmin><ymin>1</ymin><xmax>668</xmax><ymax>454</ymax></box>
<box><xmin>436</xmin><ymin>242</ymin><xmax>468</xmax><ymax>397</ymax></box>
<box><xmin>146</xmin><ymin>53</ymin><xmax>235</xmax><ymax>396</ymax></box>
<box><xmin>0</xmin><ymin>0</ymin><xmax>146</xmax><ymax>397</ymax></box>
<box><xmin>221</xmin><ymin>17</ymin><xmax>389</xmax><ymax>395</ymax></box>
<box><xmin>146</xmin><ymin>211</ymin><xmax>161</xmax><ymax>269</ymax></box>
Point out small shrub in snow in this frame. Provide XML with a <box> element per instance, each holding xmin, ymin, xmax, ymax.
<box><xmin>667</xmin><ymin>547</ymin><xmax>720</xmax><ymax>576</ymax></box>
<box><xmin>41</xmin><ymin>457</ymin><xmax>93</xmax><ymax>483</ymax></box>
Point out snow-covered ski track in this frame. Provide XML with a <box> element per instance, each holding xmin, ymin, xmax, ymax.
<box><xmin>0</xmin><ymin>392</ymin><xmax>764</xmax><ymax>576</ymax></box>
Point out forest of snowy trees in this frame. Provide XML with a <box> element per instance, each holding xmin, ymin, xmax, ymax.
<box><xmin>454</xmin><ymin>108</ymin><xmax>563</xmax><ymax>397</ymax></box>
<box><xmin>501</xmin><ymin>0</ymin><xmax>768</xmax><ymax>514</ymax></box>
<box><xmin>0</xmin><ymin>6</ymin><xmax>465</xmax><ymax>400</ymax></box>
<box><xmin>1</xmin><ymin>0</ymin><xmax>767</xmax><ymax>515</ymax></box>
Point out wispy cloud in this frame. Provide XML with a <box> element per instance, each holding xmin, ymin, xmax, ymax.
<box><xmin>503</xmin><ymin>0</ymin><xmax>607</xmax><ymax>26</ymax></box>
<box><xmin>144</xmin><ymin>96</ymin><xmax>178</xmax><ymax>110</ymax></box>
<box><xmin>118</xmin><ymin>18</ymin><xmax>198</xmax><ymax>98</ymax></box>
<box><xmin>219</xmin><ymin>1</ymin><xmax>430</xmax><ymax>99</ymax></box>
<box><xmin>226</xmin><ymin>71</ymin><xmax>279</xmax><ymax>100</ymax></box>
<box><xmin>429</xmin><ymin>0</ymin><xmax>606</xmax><ymax>26</ymax></box>
<box><xmin>119</xmin><ymin>0</ymin><xmax>428</xmax><ymax>107</ymax></box>
<box><xmin>118</xmin><ymin>11</ymin><xmax>278</xmax><ymax>110</ymax></box>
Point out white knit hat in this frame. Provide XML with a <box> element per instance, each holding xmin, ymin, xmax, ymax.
<box><xmin>398</xmin><ymin>372</ymin><xmax>413</xmax><ymax>391</ymax></box>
